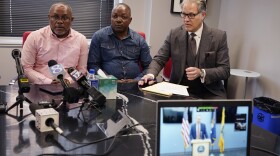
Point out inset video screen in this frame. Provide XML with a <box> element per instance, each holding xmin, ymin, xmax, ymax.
<box><xmin>159</xmin><ymin>105</ymin><xmax>250</xmax><ymax>156</ymax></box>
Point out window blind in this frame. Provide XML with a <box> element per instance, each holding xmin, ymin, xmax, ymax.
<box><xmin>0</xmin><ymin>0</ymin><xmax>114</xmax><ymax>38</ymax></box>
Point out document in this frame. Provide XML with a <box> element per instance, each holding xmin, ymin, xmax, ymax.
<box><xmin>141</xmin><ymin>82</ymin><xmax>189</xmax><ymax>96</ymax></box>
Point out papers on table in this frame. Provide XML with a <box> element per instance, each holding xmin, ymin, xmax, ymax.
<box><xmin>141</xmin><ymin>81</ymin><xmax>189</xmax><ymax>96</ymax></box>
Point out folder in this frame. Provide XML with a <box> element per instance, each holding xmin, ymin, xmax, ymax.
<box><xmin>141</xmin><ymin>82</ymin><xmax>189</xmax><ymax>96</ymax></box>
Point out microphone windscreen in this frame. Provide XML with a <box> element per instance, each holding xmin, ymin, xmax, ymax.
<box><xmin>48</xmin><ymin>60</ymin><xmax>65</xmax><ymax>80</ymax></box>
<box><xmin>48</xmin><ymin>60</ymin><xmax>57</xmax><ymax>67</ymax></box>
<box><xmin>67</xmin><ymin>67</ymin><xmax>75</xmax><ymax>73</ymax></box>
<box><xmin>29</xmin><ymin>103</ymin><xmax>45</xmax><ymax>115</ymax></box>
<box><xmin>11</xmin><ymin>49</ymin><xmax>21</xmax><ymax>59</ymax></box>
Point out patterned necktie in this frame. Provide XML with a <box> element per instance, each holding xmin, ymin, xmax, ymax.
<box><xmin>190</xmin><ymin>33</ymin><xmax>197</xmax><ymax>56</ymax></box>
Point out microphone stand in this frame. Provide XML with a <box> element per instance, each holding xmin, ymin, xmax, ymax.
<box><xmin>6</xmin><ymin>49</ymin><xmax>32</xmax><ymax>118</ymax></box>
<box><xmin>6</xmin><ymin>77</ymin><xmax>32</xmax><ymax>118</ymax></box>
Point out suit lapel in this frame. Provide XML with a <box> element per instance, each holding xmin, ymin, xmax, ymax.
<box><xmin>177</xmin><ymin>26</ymin><xmax>188</xmax><ymax>70</ymax></box>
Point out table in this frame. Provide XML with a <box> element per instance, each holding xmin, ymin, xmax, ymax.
<box><xmin>0</xmin><ymin>83</ymin><xmax>279</xmax><ymax>156</ymax></box>
<box><xmin>230</xmin><ymin>69</ymin><xmax>261</xmax><ymax>99</ymax></box>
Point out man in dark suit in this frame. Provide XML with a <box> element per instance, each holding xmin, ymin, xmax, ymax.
<box><xmin>190</xmin><ymin>115</ymin><xmax>208</xmax><ymax>140</ymax></box>
<box><xmin>138</xmin><ymin>0</ymin><xmax>230</xmax><ymax>99</ymax></box>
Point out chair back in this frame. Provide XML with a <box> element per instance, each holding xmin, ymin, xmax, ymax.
<box><xmin>22</xmin><ymin>31</ymin><xmax>31</xmax><ymax>46</ymax></box>
<box><xmin>163</xmin><ymin>58</ymin><xmax>172</xmax><ymax>80</ymax></box>
<box><xmin>137</xmin><ymin>31</ymin><xmax>146</xmax><ymax>40</ymax></box>
<box><xmin>137</xmin><ymin>31</ymin><xmax>146</xmax><ymax>72</ymax></box>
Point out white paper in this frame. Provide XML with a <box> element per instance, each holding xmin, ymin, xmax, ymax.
<box><xmin>142</xmin><ymin>82</ymin><xmax>189</xmax><ymax>96</ymax></box>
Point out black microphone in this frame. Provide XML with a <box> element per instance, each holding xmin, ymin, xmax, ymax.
<box><xmin>68</xmin><ymin>67</ymin><xmax>90</xmax><ymax>90</ymax></box>
<box><xmin>12</xmin><ymin>49</ymin><xmax>30</xmax><ymax>93</ymax></box>
<box><xmin>48</xmin><ymin>60</ymin><xmax>69</xmax><ymax>88</ymax></box>
<box><xmin>68</xmin><ymin>67</ymin><xmax>106</xmax><ymax>106</ymax></box>
<box><xmin>12</xmin><ymin>49</ymin><xmax>24</xmax><ymax>76</ymax></box>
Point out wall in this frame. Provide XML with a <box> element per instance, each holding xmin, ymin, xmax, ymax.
<box><xmin>219</xmin><ymin>0</ymin><xmax>280</xmax><ymax>100</ymax></box>
<box><xmin>0</xmin><ymin>45</ymin><xmax>21</xmax><ymax>85</ymax></box>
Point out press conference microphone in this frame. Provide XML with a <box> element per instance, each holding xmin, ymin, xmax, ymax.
<box><xmin>67</xmin><ymin>67</ymin><xmax>106</xmax><ymax>106</ymax></box>
<box><xmin>29</xmin><ymin>103</ymin><xmax>63</xmax><ymax>134</ymax></box>
<box><xmin>11</xmin><ymin>49</ymin><xmax>30</xmax><ymax>93</ymax></box>
<box><xmin>48</xmin><ymin>60</ymin><xmax>80</xmax><ymax>103</ymax></box>
<box><xmin>48</xmin><ymin>60</ymin><xmax>69</xmax><ymax>88</ymax></box>
<box><xmin>67</xmin><ymin>67</ymin><xmax>90</xmax><ymax>90</ymax></box>
<box><xmin>12</xmin><ymin>49</ymin><xmax>24</xmax><ymax>76</ymax></box>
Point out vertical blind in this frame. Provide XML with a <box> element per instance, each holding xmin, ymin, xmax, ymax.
<box><xmin>0</xmin><ymin>0</ymin><xmax>114</xmax><ymax>38</ymax></box>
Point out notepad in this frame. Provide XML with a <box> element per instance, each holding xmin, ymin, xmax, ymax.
<box><xmin>141</xmin><ymin>82</ymin><xmax>189</xmax><ymax>96</ymax></box>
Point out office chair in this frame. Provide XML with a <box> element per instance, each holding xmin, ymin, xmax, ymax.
<box><xmin>162</xmin><ymin>58</ymin><xmax>172</xmax><ymax>81</ymax></box>
<box><xmin>137</xmin><ymin>31</ymin><xmax>146</xmax><ymax>72</ymax></box>
<box><xmin>22</xmin><ymin>31</ymin><xmax>31</xmax><ymax>46</ymax></box>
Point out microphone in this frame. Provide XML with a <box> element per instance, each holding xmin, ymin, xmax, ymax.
<box><xmin>48</xmin><ymin>60</ymin><xmax>80</xmax><ymax>103</ymax></box>
<box><xmin>48</xmin><ymin>60</ymin><xmax>69</xmax><ymax>88</ymax></box>
<box><xmin>67</xmin><ymin>67</ymin><xmax>106</xmax><ymax>106</ymax></box>
<box><xmin>29</xmin><ymin>103</ymin><xmax>63</xmax><ymax>134</ymax></box>
<box><xmin>12</xmin><ymin>49</ymin><xmax>30</xmax><ymax>93</ymax></box>
<box><xmin>12</xmin><ymin>49</ymin><xmax>24</xmax><ymax>76</ymax></box>
<box><xmin>68</xmin><ymin>67</ymin><xmax>90</xmax><ymax>90</ymax></box>
<box><xmin>29</xmin><ymin>101</ymin><xmax>55</xmax><ymax>115</ymax></box>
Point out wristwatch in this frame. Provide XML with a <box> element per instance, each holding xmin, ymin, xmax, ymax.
<box><xmin>200</xmin><ymin>69</ymin><xmax>205</xmax><ymax>78</ymax></box>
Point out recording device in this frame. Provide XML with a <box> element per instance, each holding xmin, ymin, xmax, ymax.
<box><xmin>48</xmin><ymin>60</ymin><xmax>68</xmax><ymax>88</ymax></box>
<box><xmin>29</xmin><ymin>103</ymin><xmax>62</xmax><ymax>134</ymax></box>
<box><xmin>11</xmin><ymin>49</ymin><xmax>30</xmax><ymax>93</ymax></box>
<box><xmin>48</xmin><ymin>60</ymin><xmax>80</xmax><ymax>103</ymax></box>
<box><xmin>68</xmin><ymin>67</ymin><xmax>106</xmax><ymax>106</ymax></box>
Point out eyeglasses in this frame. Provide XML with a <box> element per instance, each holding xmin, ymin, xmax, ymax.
<box><xmin>50</xmin><ymin>15</ymin><xmax>71</xmax><ymax>22</ymax></box>
<box><xmin>180</xmin><ymin>12</ymin><xmax>200</xmax><ymax>19</ymax></box>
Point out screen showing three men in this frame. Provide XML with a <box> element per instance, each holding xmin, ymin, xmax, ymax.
<box><xmin>159</xmin><ymin>105</ymin><xmax>249</xmax><ymax>156</ymax></box>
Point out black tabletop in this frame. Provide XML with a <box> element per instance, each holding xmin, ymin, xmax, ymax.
<box><xmin>0</xmin><ymin>83</ymin><xmax>279</xmax><ymax>156</ymax></box>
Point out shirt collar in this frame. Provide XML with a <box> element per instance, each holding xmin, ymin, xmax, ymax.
<box><xmin>188</xmin><ymin>23</ymin><xmax>203</xmax><ymax>39</ymax></box>
<box><xmin>108</xmin><ymin>26</ymin><xmax>132</xmax><ymax>40</ymax></box>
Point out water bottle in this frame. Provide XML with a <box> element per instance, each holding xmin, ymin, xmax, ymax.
<box><xmin>88</xmin><ymin>69</ymin><xmax>99</xmax><ymax>89</ymax></box>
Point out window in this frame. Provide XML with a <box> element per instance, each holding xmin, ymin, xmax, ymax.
<box><xmin>0</xmin><ymin>0</ymin><xmax>114</xmax><ymax>38</ymax></box>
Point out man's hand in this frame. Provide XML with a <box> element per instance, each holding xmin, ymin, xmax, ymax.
<box><xmin>186</xmin><ymin>67</ymin><xmax>201</xmax><ymax>80</ymax></box>
<box><xmin>138</xmin><ymin>74</ymin><xmax>155</xmax><ymax>87</ymax></box>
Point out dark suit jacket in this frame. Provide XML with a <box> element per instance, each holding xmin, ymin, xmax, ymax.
<box><xmin>190</xmin><ymin>123</ymin><xmax>208</xmax><ymax>140</ymax></box>
<box><xmin>147</xmin><ymin>23</ymin><xmax>230</xmax><ymax>98</ymax></box>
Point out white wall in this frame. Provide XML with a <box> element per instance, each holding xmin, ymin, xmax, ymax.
<box><xmin>0</xmin><ymin>46</ymin><xmax>20</xmax><ymax>85</ymax></box>
<box><xmin>219</xmin><ymin>0</ymin><xmax>280</xmax><ymax>101</ymax></box>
